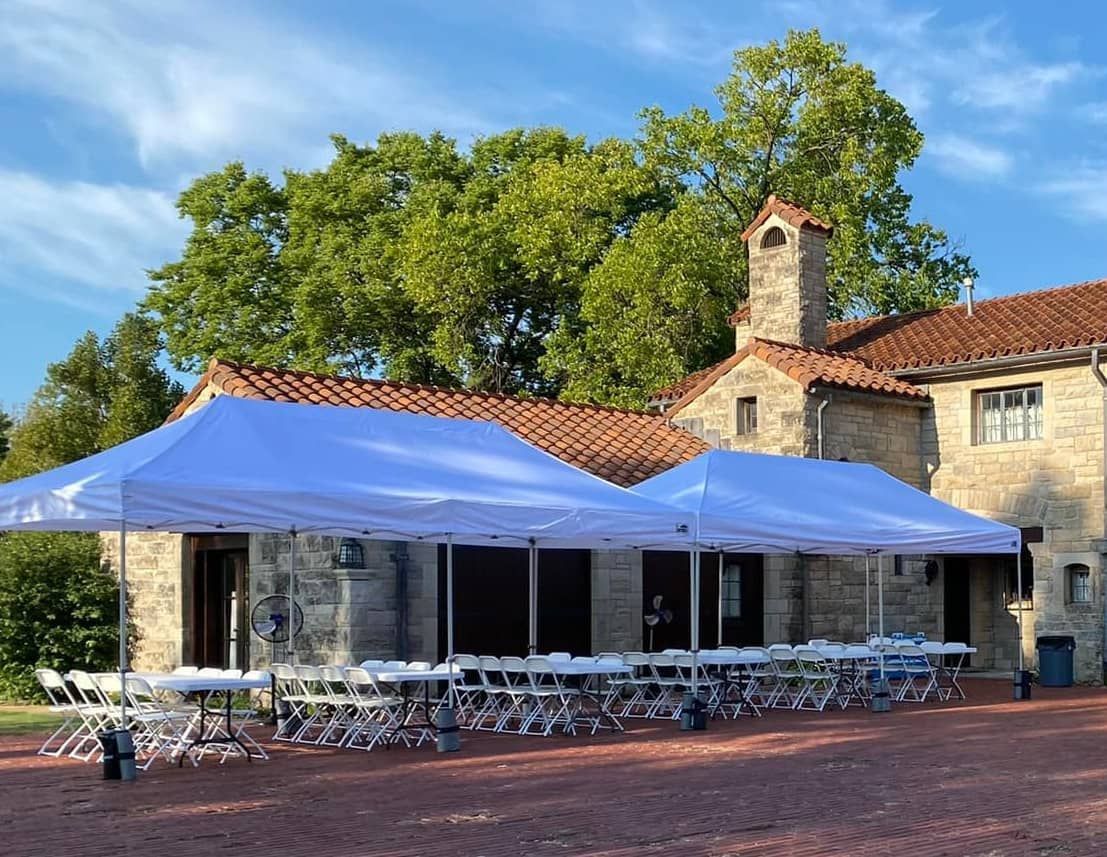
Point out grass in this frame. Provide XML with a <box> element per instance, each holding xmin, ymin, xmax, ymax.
<box><xmin>0</xmin><ymin>705</ymin><xmax>64</xmax><ymax>736</ymax></box>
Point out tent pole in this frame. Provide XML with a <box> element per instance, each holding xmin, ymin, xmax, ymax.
<box><xmin>717</xmin><ymin>552</ymin><xmax>724</xmax><ymax>647</ymax></box>
<box><xmin>118</xmin><ymin>522</ymin><xmax>128</xmax><ymax>728</ymax></box>
<box><xmin>447</xmin><ymin>534</ymin><xmax>455</xmax><ymax>706</ymax></box>
<box><xmin>528</xmin><ymin>541</ymin><xmax>538</xmax><ymax>655</ymax></box>
<box><xmin>1016</xmin><ymin>550</ymin><xmax>1025</xmax><ymax>671</ymax></box>
<box><xmin>864</xmin><ymin>555</ymin><xmax>871</xmax><ymax>641</ymax></box>
<box><xmin>877</xmin><ymin>554</ymin><xmax>885</xmax><ymax>683</ymax></box>
<box><xmin>288</xmin><ymin>530</ymin><xmax>297</xmax><ymax>665</ymax></box>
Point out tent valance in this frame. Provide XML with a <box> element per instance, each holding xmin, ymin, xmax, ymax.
<box><xmin>632</xmin><ymin>449</ymin><xmax>1020</xmax><ymax>555</ymax></box>
<box><xmin>0</xmin><ymin>396</ymin><xmax>693</xmax><ymax>550</ymax></box>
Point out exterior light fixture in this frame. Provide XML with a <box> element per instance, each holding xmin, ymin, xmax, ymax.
<box><xmin>337</xmin><ymin>538</ymin><xmax>365</xmax><ymax>569</ymax></box>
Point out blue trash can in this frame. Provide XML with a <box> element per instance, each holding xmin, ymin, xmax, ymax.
<box><xmin>1037</xmin><ymin>635</ymin><xmax>1076</xmax><ymax>687</ymax></box>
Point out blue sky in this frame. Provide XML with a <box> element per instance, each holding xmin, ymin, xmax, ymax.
<box><xmin>2</xmin><ymin>0</ymin><xmax>1107</xmax><ymax>408</ymax></box>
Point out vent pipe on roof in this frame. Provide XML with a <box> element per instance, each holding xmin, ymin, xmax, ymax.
<box><xmin>963</xmin><ymin>277</ymin><xmax>975</xmax><ymax>316</ymax></box>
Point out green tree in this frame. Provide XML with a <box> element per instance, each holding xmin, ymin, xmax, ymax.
<box><xmin>145</xmin><ymin>163</ymin><xmax>292</xmax><ymax>374</ymax></box>
<box><xmin>638</xmin><ymin>28</ymin><xmax>973</xmax><ymax>319</ymax></box>
<box><xmin>0</xmin><ymin>313</ymin><xmax>185</xmax><ymax>480</ymax></box>
<box><xmin>0</xmin><ymin>408</ymin><xmax>12</xmax><ymax>464</ymax></box>
<box><xmin>0</xmin><ymin>532</ymin><xmax>119</xmax><ymax>700</ymax></box>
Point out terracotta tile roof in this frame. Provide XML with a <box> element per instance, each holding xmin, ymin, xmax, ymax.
<box><xmin>740</xmin><ymin>194</ymin><xmax>834</xmax><ymax>242</ymax></box>
<box><xmin>663</xmin><ymin>339</ymin><xmax>926</xmax><ymax>415</ymax></box>
<box><xmin>826</xmin><ymin>278</ymin><xmax>1107</xmax><ymax>372</ymax></box>
<box><xmin>748</xmin><ymin>338</ymin><xmax>928</xmax><ymax>401</ymax></box>
<box><xmin>726</xmin><ymin>304</ymin><xmax>750</xmax><ymax>326</ymax></box>
<box><xmin>169</xmin><ymin>359</ymin><xmax>708</xmax><ymax>486</ymax></box>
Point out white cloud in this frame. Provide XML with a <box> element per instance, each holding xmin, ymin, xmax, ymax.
<box><xmin>0</xmin><ymin>170</ymin><xmax>185</xmax><ymax>310</ymax></box>
<box><xmin>953</xmin><ymin>62</ymin><xmax>1086</xmax><ymax>112</ymax></box>
<box><xmin>1038</xmin><ymin>165</ymin><xmax>1107</xmax><ymax>221</ymax></box>
<box><xmin>1080</xmin><ymin>102</ymin><xmax>1107</xmax><ymax>124</ymax></box>
<box><xmin>927</xmin><ymin>134</ymin><xmax>1014</xmax><ymax>180</ymax></box>
<box><xmin>0</xmin><ymin>0</ymin><xmax>493</xmax><ymax>170</ymax></box>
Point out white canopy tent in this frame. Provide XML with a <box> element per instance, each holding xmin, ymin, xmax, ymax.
<box><xmin>633</xmin><ymin>449</ymin><xmax>1023</xmax><ymax>699</ymax></box>
<box><xmin>0</xmin><ymin>395</ymin><xmax>695</xmax><ymax>727</ymax></box>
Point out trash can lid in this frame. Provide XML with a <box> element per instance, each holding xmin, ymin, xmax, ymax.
<box><xmin>1036</xmin><ymin>634</ymin><xmax>1076</xmax><ymax>649</ymax></box>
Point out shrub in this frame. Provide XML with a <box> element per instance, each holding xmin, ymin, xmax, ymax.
<box><xmin>0</xmin><ymin>532</ymin><xmax>120</xmax><ymax>700</ymax></box>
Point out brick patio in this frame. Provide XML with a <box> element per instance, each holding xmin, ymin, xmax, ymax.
<box><xmin>4</xmin><ymin>680</ymin><xmax>1107</xmax><ymax>856</ymax></box>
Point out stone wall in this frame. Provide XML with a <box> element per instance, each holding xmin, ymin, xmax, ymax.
<box><xmin>747</xmin><ymin>215</ymin><xmax>828</xmax><ymax>349</ymax></box>
<box><xmin>820</xmin><ymin>393</ymin><xmax>927</xmax><ymax>488</ymax></box>
<box><xmin>591</xmin><ymin>550</ymin><xmax>643</xmax><ymax>653</ymax></box>
<box><xmin>925</xmin><ymin>361</ymin><xmax>1106</xmax><ymax>681</ymax></box>
<box><xmin>101</xmin><ymin>531</ymin><xmax>189</xmax><ymax>672</ymax></box>
<box><xmin>674</xmin><ymin>355</ymin><xmax>811</xmax><ymax>457</ymax></box>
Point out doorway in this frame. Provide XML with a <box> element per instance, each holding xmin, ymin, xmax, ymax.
<box><xmin>437</xmin><ymin>545</ymin><xmax>592</xmax><ymax>658</ymax></box>
<box><xmin>944</xmin><ymin>557</ymin><xmax>972</xmax><ymax>666</ymax></box>
<box><xmin>642</xmin><ymin>551</ymin><xmax>764</xmax><ymax>651</ymax></box>
<box><xmin>191</xmin><ymin>536</ymin><xmax>249</xmax><ymax>669</ymax></box>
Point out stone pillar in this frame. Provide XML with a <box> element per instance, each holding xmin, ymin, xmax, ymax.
<box><xmin>591</xmin><ymin>550</ymin><xmax>643</xmax><ymax>653</ymax></box>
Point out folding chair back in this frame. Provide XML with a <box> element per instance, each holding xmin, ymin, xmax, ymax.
<box><xmin>406</xmin><ymin>661</ymin><xmax>432</xmax><ymax>671</ymax></box>
<box><xmin>172</xmin><ymin>666</ymin><xmax>199</xmax><ymax>675</ymax></box>
<box><xmin>360</xmin><ymin>659</ymin><xmax>384</xmax><ymax>670</ymax></box>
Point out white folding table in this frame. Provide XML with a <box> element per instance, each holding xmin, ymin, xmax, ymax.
<box><xmin>549</xmin><ymin>659</ymin><xmax>631</xmax><ymax>732</ymax></box>
<box><xmin>919</xmin><ymin>643</ymin><xmax>977</xmax><ymax>700</ymax></box>
<box><xmin>365</xmin><ymin>667</ymin><xmax>456</xmax><ymax>744</ymax></box>
<box><xmin>138</xmin><ymin>673</ymin><xmax>270</xmax><ymax>764</ymax></box>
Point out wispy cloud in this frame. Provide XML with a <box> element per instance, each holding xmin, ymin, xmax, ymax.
<box><xmin>0</xmin><ymin>0</ymin><xmax>493</xmax><ymax>171</ymax></box>
<box><xmin>953</xmin><ymin>62</ymin><xmax>1087</xmax><ymax>112</ymax></box>
<box><xmin>0</xmin><ymin>170</ymin><xmax>185</xmax><ymax>310</ymax></box>
<box><xmin>1038</xmin><ymin>164</ymin><xmax>1107</xmax><ymax>221</ymax></box>
<box><xmin>926</xmin><ymin>134</ymin><xmax>1014</xmax><ymax>181</ymax></box>
<box><xmin>1080</xmin><ymin>101</ymin><xmax>1107</xmax><ymax>124</ymax></box>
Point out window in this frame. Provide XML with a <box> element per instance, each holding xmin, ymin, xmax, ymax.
<box><xmin>721</xmin><ymin>562</ymin><xmax>742</xmax><ymax>618</ymax></box>
<box><xmin>736</xmin><ymin>397</ymin><xmax>758</xmax><ymax>435</ymax></box>
<box><xmin>761</xmin><ymin>226</ymin><xmax>787</xmax><ymax>249</ymax></box>
<box><xmin>978</xmin><ymin>385</ymin><xmax>1043</xmax><ymax>444</ymax></box>
<box><xmin>1068</xmin><ymin>564</ymin><xmax>1091</xmax><ymax>604</ymax></box>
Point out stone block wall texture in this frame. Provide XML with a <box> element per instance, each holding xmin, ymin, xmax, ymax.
<box><xmin>747</xmin><ymin>216</ymin><xmax>828</xmax><ymax>349</ymax></box>
<box><xmin>591</xmin><ymin>550</ymin><xmax>643</xmax><ymax>653</ymax></box>
<box><xmin>101</xmin><ymin>531</ymin><xmax>189</xmax><ymax>672</ymax></box>
<box><xmin>821</xmin><ymin>394</ymin><xmax>926</xmax><ymax>489</ymax></box>
<box><xmin>925</xmin><ymin>363</ymin><xmax>1107</xmax><ymax>681</ymax></box>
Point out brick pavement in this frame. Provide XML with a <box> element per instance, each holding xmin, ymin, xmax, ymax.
<box><xmin>3</xmin><ymin>681</ymin><xmax>1107</xmax><ymax>856</ymax></box>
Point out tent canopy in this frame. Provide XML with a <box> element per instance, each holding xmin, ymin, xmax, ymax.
<box><xmin>633</xmin><ymin>449</ymin><xmax>1020</xmax><ymax>555</ymax></box>
<box><xmin>0</xmin><ymin>396</ymin><xmax>693</xmax><ymax>549</ymax></box>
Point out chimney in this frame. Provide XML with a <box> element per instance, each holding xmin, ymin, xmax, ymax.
<box><xmin>740</xmin><ymin>195</ymin><xmax>833</xmax><ymax>349</ymax></box>
<box><xmin>963</xmin><ymin>277</ymin><xmax>975</xmax><ymax>316</ymax></box>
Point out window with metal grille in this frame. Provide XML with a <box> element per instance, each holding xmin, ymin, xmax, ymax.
<box><xmin>736</xmin><ymin>397</ymin><xmax>757</xmax><ymax>435</ymax></box>
<box><xmin>1068</xmin><ymin>564</ymin><xmax>1091</xmax><ymax>604</ymax></box>
<box><xmin>760</xmin><ymin>226</ymin><xmax>786</xmax><ymax>249</ymax></box>
<box><xmin>977</xmin><ymin>385</ymin><xmax>1043</xmax><ymax>444</ymax></box>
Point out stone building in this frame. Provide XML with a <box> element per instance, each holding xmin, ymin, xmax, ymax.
<box><xmin>652</xmin><ymin>195</ymin><xmax>1107</xmax><ymax>682</ymax></box>
<box><xmin>109</xmin><ymin>195</ymin><xmax>1107</xmax><ymax>682</ymax></box>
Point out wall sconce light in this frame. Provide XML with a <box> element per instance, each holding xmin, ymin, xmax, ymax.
<box><xmin>924</xmin><ymin>560</ymin><xmax>940</xmax><ymax>587</ymax></box>
<box><xmin>337</xmin><ymin>538</ymin><xmax>365</xmax><ymax>569</ymax></box>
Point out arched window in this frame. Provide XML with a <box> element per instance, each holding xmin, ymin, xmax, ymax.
<box><xmin>761</xmin><ymin>226</ymin><xmax>786</xmax><ymax>249</ymax></box>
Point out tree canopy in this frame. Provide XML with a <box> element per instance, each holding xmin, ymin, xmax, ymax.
<box><xmin>0</xmin><ymin>313</ymin><xmax>185</xmax><ymax>481</ymax></box>
<box><xmin>144</xmin><ymin>28</ymin><xmax>972</xmax><ymax>407</ymax></box>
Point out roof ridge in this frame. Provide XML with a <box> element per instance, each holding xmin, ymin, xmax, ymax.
<box><xmin>209</xmin><ymin>357</ymin><xmax>667</xmax><ymax>419</ymax></box>
<box><xmin>749</xmin><ymin>336</ymin><xmax>876</xmax><ymax>366</ymax></box>
<box><xmin>828</xmin><ymin>277</ymin><xmax>1107</xmax><ymax>332</ymax></box>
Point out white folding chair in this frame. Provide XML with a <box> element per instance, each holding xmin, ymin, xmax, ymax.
<box><xmin>342</xmin><ymin>667</ymin><xmax>404</xmax><ymax>750</ymax></box>
<box><xmin>33</xmin><ymin>669</ymin><xmax>83</xmax><ymax>757</ymax></box>
<box><xmin>793</xmin><ymin>647</ymin><xmax>839</xmax><ymax>711</ymax></box>
<box><xmin>68</xmin><ymin>670</ymin><xmax>118</xmax><ymax>761</ymax></box>
<box><xmin>172</xmin><ymin>666</ymin><xmax>200</xmax><ymax>675</ymax></box>
<box><xmin>647</xmin><ymin>653</ymin><xmax>687</xmax><ymax>719</ymax></box>
<box><xmin>895</xmin><ymin>644</ymin><xmax>938</xmax><ymax>702</ymax></box>
<box><xmin>125</xmin><ymin>675</ymin><xmax>195</xmax><ymax>769</ymax></box>
<box><xmin>524</xmin><ymin>656</ymin><xmax>586</xmax><ymax>736</ymax></box>
<box><xmin>470</xmin><ymin>656</ymin><xmax>507</xmax><ymax>731</ymax></box>
<box><xmin>449</xmin><ymin>654</ymin><xmax>488</xmax><ymax>725</ymax></box>
<box><xmin>270</xmin><ymin>663</ymin><xmax>309</xmax><ymax>742</ymax></box>
<box><xmin>767</xmin><ymin>646</ymin><xmax>804</xmax><ymax>709</ymax></box>
<box><xmin>495</xmin><ymin>656</ymin><xmax>536</xmax><ymax>734</ymax></box>
<box><xmin>611</xmin><ymin>652</ymin><xmax>656</xmax><ymax>718</ymax></box>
